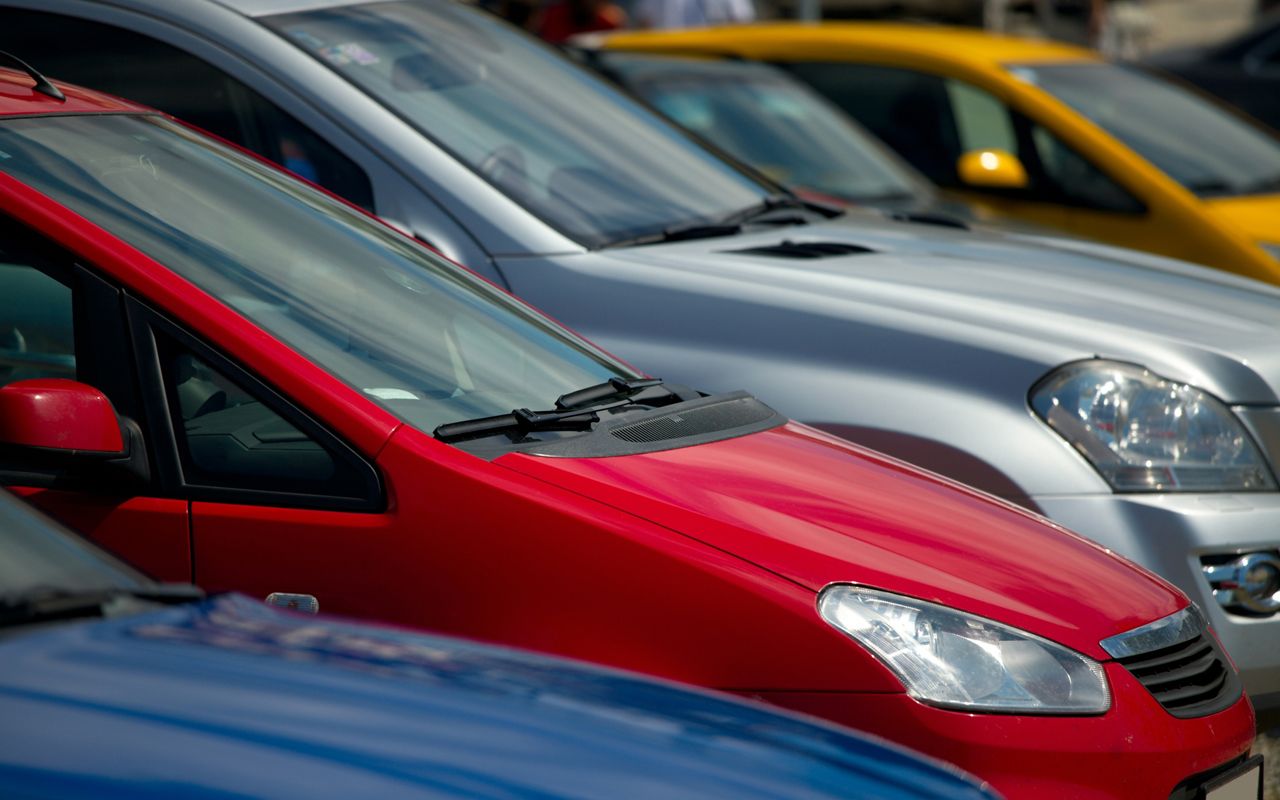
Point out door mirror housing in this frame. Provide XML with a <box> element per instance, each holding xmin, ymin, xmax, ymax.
<box><xmin>0</xmin><ymin>379</ymin><xmax>149</xmax><ymax>486</ymax></box>
<box><xmin>957</xmin><ymin>149</ymin><xmax>1030</xmax><ymax>190</ymax></box>
<box><xmin>0</xmin><ymin>379</ymin><xmax>125</xmax><ymax>455</ymax></box>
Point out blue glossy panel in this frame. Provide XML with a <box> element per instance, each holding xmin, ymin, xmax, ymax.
<box><xmin>0</xmin><ymin>594</ymin><xmax>994</xmax><ymax>799</ymax></box>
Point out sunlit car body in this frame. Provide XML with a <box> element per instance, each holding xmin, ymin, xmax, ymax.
<box><xmin>7</xmin><ymin>0</ymin><xmax>1280</xmax><ymax>739</ymax></box>
<box><xmin>600</xmin><ymin>23</ymin><xmax>1280</xmax><ymax>283</ymax></box>
<box><xmin>0</xmin><ymin>491</ymin><xmax>1002</xmax><ymax>800</ymax></box>
<box><xmin>0</xmin><ymin>68</ymin><xmax>1261</xmax><ymax>799</ymax></box>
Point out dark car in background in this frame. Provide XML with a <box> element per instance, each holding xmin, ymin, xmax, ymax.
<box><xmin>1151</xmin><ymin>11</ymin><xmax>1280</xmax><ymax>135</ymax></box>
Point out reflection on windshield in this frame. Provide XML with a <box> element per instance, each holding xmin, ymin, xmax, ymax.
<box><xmin>261</xmin><ymin>1</ymin><xmax>768</xmax><ymax>247</ymax></box>
<box><xmin>605</xmin><ymin>54</ymin><xmax>926</xmax><ymax>206</ymax></box>
<box><xmin>1014</xmin><ymin>63</ymin><xmax>1280</xmax><ymax>197</ymax></box>
<box><xmin>0</xmin><ymin>115</ymin><xmax>632</xmax><ymax>434</ymax></box>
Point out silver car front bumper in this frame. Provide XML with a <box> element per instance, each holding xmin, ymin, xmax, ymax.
<box><xmin>1034</xmin><ymin>492</ymin><xmax>1280</xmax><ymax>723</ymax></box>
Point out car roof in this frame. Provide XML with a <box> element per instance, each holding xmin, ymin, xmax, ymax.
<box><xmin>602</xmin><ymin>22</ymin><xmax>1099</xmax><ymax>68</ymax></box>
<box><xmin>0</xmin><ymin>68</ymin><xmax>150</xmax><ymax>117</ymax></box>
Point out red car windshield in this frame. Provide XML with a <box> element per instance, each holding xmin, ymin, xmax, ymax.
<box><xmin>0</xmin><ymin>113</ymin><xmax>632</xmax><ymax>434</ymax></box>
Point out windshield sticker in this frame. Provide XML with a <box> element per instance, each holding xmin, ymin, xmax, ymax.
<box><xmin>364</xmin><ymin>388</ymin><xmax>419</xmax><ymax>400</ymax></box>
<box><xmin>318</xmin><ymin>42</ymin><xmax>380</xmax><ymax>67</ymax></box>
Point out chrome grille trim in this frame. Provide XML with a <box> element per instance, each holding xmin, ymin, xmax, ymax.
<box><xmin>1100</xmin><ymin>605</ymin><xmax>1202</xmax><ymax>658</ymax></box>
<box><xmin>1101</xmin><ymin>606</ymin><xmax>1242</xmax><ymax>719</ymax></box>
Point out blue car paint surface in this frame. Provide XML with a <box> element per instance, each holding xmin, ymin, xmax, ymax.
<box><xmin>0</xmin><ymin>594</ymin><xmax>995</xmax><ymax>799</ymax></box>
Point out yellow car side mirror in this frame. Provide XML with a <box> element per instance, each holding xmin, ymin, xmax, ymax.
<box><xmin>957</xmin><ymin>149</ymin><xmax>1029</xmax><ymax>190</ymax></box>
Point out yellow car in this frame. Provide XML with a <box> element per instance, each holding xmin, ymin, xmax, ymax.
<box><xmin>602</xmin><ymin>24</ymin><xmax>1280</xmax><ymax>283</ymax></box>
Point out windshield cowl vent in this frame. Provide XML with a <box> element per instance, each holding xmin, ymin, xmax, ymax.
<box><xmin>609</xmin><ymin>397</ymin><xmax>775</xmax><ymax>444</ymax></box>
<box><xmin>724</xmin><ymin>240</ymin><xmax>875</xmax><ymax>259</ymax></box>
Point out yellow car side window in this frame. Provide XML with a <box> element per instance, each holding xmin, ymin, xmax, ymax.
<box><xmin>947</xmin><ymin>82</ymin><xmax>1016</xmax><ymax>153</ymax></box>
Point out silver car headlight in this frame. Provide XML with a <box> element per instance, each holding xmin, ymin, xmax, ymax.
<box><xmin>1031</xmin><ymin>360</ymin><xmax>1275</xmax><ymax>492</ymax></box>
<box><xmin>818</xmin><ymin>585</ymin><xmax>1110</xmax><ymax>714</ymax></box>
<box><xmin>1261</xmin><ymin>242</ymin><xmax>1280</xmax><ymax>263</ymax></box>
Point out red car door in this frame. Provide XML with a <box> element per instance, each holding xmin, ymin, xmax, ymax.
<box><xmin>122</xmin><ymin>298</ymin><xmax>399</xmax><ymax>614</ymax></box>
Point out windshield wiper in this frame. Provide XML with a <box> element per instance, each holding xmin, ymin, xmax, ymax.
<box><xmin>602</xmin><ymin>195</ymin><xmax>845</xmax><ymax>249</ymax></box>
<box><xmin>723</xmin><ymin>194</ymin><xmax>845</xmax><ymax>226</ymax></box>
<box><xmin>434</xmin><ymin>400</ymin><xmax>635</xmax><ymax>443</ymax></box>
<box><xmin>0</xmin><ymin>584</ymin><xmax>205</xmax><ymax>629</ymax></box>
<box><xmin>436</xmin><ymin>379</ymin><xmax>700</xmax><ymax>443</ymax></box>
<box><xmin>603</xmin><ymin>221</ymin><xmax>745</xmax><ymax>249</ymax></box>
<box><xmin>1240</xmin><ymin>174</ymin><xmax>1280</xmax><ymax>195</ymax></box>
<box><xmin>1185</xmin><ymin>178</ymin><xmax>1236</xmax><ymax>197</ymax></box>
<box><xmin>555</xmin><ymin>376</ymin><xmax>666</xmax><ymax>409</ymax></box>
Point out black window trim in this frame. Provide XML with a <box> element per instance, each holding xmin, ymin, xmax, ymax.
<box><xmin>125</xmin><ymin>295</ymin><xmax>385</xmax><ymax>512</ymax></box>
<box><xmin>0</xmin><ymin>216</ymin><xmax>149</xmax><ymax>493</ymax></box>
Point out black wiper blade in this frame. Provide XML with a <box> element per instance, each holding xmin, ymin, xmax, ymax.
<box><xmin>434</xmin><ymin>400</ymin><xmax>634</xmax><ymax>444</ymax></box>
<box><xmin>604</xmin><ymin>222</ymin><xmax>743</xmax><ymax>249</ymax></box>
<box><xmin>0</xmin><ymin>583</ymin><xmax>204</xmax><ymax>629</ymax></box>
<box><xmin>555</xmin><ymin>376</ymin><xmax>665</xmax><ymax>410</ymax></box>
<box><xmin>1186</xmin><ymin>178</ymin><xmax>1235</xmax><ymax>196</ymax></box>
<box><xmin>1242</xmin><ymin>174</ymin><xmax>1280</xmax><ymax>195</ymax></box>
<box><xmin>602</xmin><ymin>196</ymin><xmax>844</xmax><ymax>249</ymax></box>
<box><xmin>723</xmin><ymin>194</ymin><xmax>845</xmax><ymax>226</ymax></box>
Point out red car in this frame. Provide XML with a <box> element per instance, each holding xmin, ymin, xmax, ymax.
<box><xmin>0</xmin><ymin>65</ymin><xmax>1261</xmax><ymax>799</ymax></box>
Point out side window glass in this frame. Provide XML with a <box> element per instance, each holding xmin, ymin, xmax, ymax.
<box><xmin>781</xmin><ymin>62</ymin><xmax>962</xmax><ymax>185</ymax></box>
<box><xmin>0</xmin><ymin>260</ymin><xmax>74</xmax><ymax>388</ymax></box>
<box><xmin>1029</xmin><ymin>125</ymin><xmax>1145</xmax><ymax>213</ymax></box>
<box><xmin>157</xmin><ymin>339</ymin><xmax>372</xmax><ymax>502</ymax></box>
<box><xmin>0</xmin><ymin>9</ymin><xmax>375</xmax><ymax>211</ymax></box>
<box><xmin>946</xmin><ymin>81</ymin><xmax>1017</xmax><ymax>153</ymax></box>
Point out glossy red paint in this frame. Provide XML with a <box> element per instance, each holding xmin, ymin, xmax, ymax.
<box><xmin>0</xmin><ymin>69</ymin><xmax>146</xmax><ymax>116</ymax></box>
<box><xmin>8</xmin><ymin>487</ymin><xmax>190</xmax><ymax>582</ymax></box>
<box><xmin>751</xmin><ymin>664</ymin><xmax>1256</xmax><ymax>798</ymax></box>
<box><xmin>189</xmin><ymin>424</ymin><xmax>892</xmax><ymax>692</ymax></box>
<box><xmin>0</xmin><ymin>379</ymin><xmax>124</xmax><ymax>453</ymax></box>
<box><xmin>498</xmin><ymin>420</ymin><xmax>1179</xmax><ymax>659</ymax></box>
<box><xmin>0</xmin><ymin>78</ymin><xmax>1257</xmax><ymax>799</ymax></box>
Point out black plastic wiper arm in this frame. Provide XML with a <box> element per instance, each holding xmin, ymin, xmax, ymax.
<box><xmin>604</xmin><ymin>222</ymin><xmax>743</xmax><ymax>249</ymax></box>
<box><xmin>1243</xmin><ymin>174</ymin><xmax>1280</xmax><ymax>194</ymax></box>
<box><xmin>434</xmin><ymin>401</ymin><xmax>632</xmax><ymax>444</ymax></box>
<box><xmin>723</xmin><ymin>194</ymin><xmax>845</xmax><ymax>226</ymax></box>
<box><xmin>555</xmin><ymin>377</ymin><xmax>665</xmax><ymax>410</ymax></box>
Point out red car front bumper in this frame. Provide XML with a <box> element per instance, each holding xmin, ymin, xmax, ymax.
<box><xmin>751</xmin><ymin>664</ymin><xmax>1256</xmax><ymax>799</ymax></box>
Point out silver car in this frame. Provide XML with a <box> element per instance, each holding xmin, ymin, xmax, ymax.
<box><xmin>6</xmin><ymin>0</ymin><xmax>1279</xmax><ymax>721</ymax></box>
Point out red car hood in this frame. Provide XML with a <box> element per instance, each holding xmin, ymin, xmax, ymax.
<box><xmin>498</xmin><ymin>422</ymin><xmax>1183</xmax><ymax>660</ymax></box>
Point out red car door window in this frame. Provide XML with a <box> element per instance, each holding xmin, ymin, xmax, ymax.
<box><xmin>0</xmin><ymin>218</ymin><xmax>190</xmax><ymax>582</ymax></box>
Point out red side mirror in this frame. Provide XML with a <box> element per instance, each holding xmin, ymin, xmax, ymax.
<box><xmin>0</xmin><ymin>379</ymin><xmax>125</xmax><ymax>455</ymax></box>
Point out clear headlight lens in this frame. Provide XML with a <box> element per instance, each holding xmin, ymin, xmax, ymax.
<box><xmin>1031</xmin><ymin>360</ymin><xmax>1275</xmax><ymax>492</ymax></box>
<box><xmin>818</xmin><ymin>585</ymin><xmax>1110</xmax><ymax>714</ymax></box>
<box><xmin>1260</xmin><ymin>242</ymin><xmax>1280</xmax><ymax>263</ymax></box>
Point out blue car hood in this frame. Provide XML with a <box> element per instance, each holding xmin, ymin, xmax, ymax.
<box><xmin>0</xmin><ymin>594</ymin><xmax>994</xmax><ymax>799</ymax></box>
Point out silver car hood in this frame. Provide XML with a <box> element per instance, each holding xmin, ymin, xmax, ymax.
<box><xmin>585</xmin><ymin>214</ymin><xmax>1280</xmax><ymax>405</ymax></box>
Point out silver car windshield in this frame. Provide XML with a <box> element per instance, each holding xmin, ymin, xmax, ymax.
<box><xmin>1012</xmin><ymin>62</ymin><xmax>1280</xmax><ymax>197</ymax></box>
<box><xmin>0</xmin><ymin>114</ymin><xmax>632</xmax><ymax>434</ymax></box>
<box><xmin>260</xmin><ymin>0</ymin><xmax>770</xmax><ymax>248</ymax></box>
<box><xmin>602</xmin><ymin>53</ymin><xmax>927</xmax><ymax>206</ymax></box>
